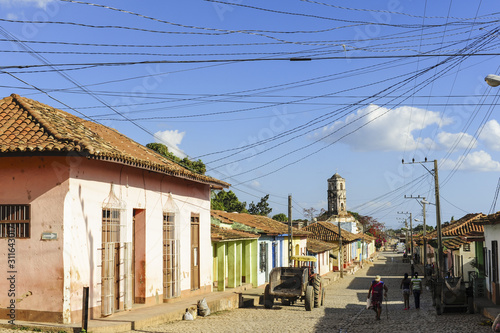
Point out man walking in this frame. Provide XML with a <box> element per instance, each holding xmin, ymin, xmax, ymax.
<box><xmin>368</xmin><ymin>275</ymin><xmax>388</xmax><ymax>320</ymax></box>
<box><xmin>410</xmin><ymin>272</ymin><xmax>423</xmax><ymax>309</ymax></box>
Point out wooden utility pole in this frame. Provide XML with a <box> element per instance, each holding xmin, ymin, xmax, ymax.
<box><xmin>402</xmin><ymin>158</ymin><xmax>443</xmax><ymax>278</ymax></box>
<box><xmin>409</xmin><ymin>212</ymin><xmax>413</xmax><ymax>258</ymax></box>
<box><xmin>422</xmin><ymin>198</ymin><xmax>428</xmax><ymax>276</ymax></box>
<box><xmin>338</xmin><ymin>221</ymin><xmax>343</xmax><ymax>278</ymax></box>
<box><xmin>434</xmin><ymin>159</ymin><xmax>444</xmax><ymax>278</ymax></box>
<box><xmin>288</xmin><ymin>194</ymin><xmax>293</xmax><ymax>266</ymax></box>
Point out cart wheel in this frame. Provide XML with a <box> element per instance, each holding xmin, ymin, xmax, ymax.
<box><xmin>313</xmin><ymin>276</ymin><xmax>322</xmax><ymax>308</ymax></box>
<box><xmin>264</xmin><ymin>284</ymin><xmax>274</xmax><ymax>309</ymax></box>
<box><xmin>467</xmin><ymin>297</ymin><xmax>474</xmax><ymax>314</ymax></box>
<box><xmin>305</xmin><ymin>285</ymin><xmax>313</xmax><ymax>311</ymax></box>
<box><xmin>321</xmin><ymin>288</ymin><xmax>326</xmax><ymax>306</ymax></box>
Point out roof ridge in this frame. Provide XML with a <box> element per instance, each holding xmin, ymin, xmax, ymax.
<box><xmin>10</xmin><ymin>93</ymin><xmax>87</xmax><ymax>150</ymax></box>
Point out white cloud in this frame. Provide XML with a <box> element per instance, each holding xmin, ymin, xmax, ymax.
<box><xmin>0</xmin><ymin>0</ymin><xmax>54</xmax><ymax>8</ymax></box>
<box><xmin>250</xmin><ymin>180</ymin><xmax>261</xmax><ymax>188</ymax></box>
<box><xmin>479</xmin><ymin>119</ymin><xmax>500</xmax><ymax>151</ymax></box>
<box><xmin>310</xmin><ymin>104</ymin><xmax>452</xmax><ymax>152</ymax></box>
<box><xmin>153</xmin><ymin>129</ymin><xmax>186</xmax><ymax>158</ymax></box>
<box><xmin>441</xmin><ymin>150</ymin><xmax>500</xmax><ymax>172</ymax></box>
<box><xmin>437</xmin><ymin>131</ymin><xmax>477</xmax><ymax>151</ymax></box>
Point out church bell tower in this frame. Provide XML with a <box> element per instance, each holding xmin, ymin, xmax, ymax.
<box><xmin>327</xmin><ymin>173</ymin><xmax>346</xmax><ymax>216</ymax></box>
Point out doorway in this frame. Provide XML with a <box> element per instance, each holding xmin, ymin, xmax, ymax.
<box><xmin>191</xmin><ymin>214</ymin><xmax>200</xmax><ymax>290</ymax></box>
<box><xmin>133</xmin><ymin>209</ymin><xmax>146</xmax><ymax>303</ymax></box>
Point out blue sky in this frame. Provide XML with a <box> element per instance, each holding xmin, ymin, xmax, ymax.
<box><xmin>1</xmin><ymin>0</ymin><xmax>500</xmax><ymax>230</ymax></box>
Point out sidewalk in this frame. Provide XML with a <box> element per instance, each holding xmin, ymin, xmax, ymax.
<box><xmin>475</xmin><ymin>296</ymin><xmax>500</xmax><ymax>321</ymax></box>
<box><xmin>0</xmin><ymin>269</ymin><xmax>346</xmax><ymax>333</ymax></box>
<box><xmin>0</xmin><ymin>285</ymin><xmax>243</xmax><ymax>333</ymax></box>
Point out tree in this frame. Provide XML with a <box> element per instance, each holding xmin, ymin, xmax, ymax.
<box><xmin>248</xmin><ymin>194</ymin><xmax>272</xmax><ymax>216</ymax></box>
<box><xmin>146</xmin><ymin>142</ymin><xmax>206</xmax><ymax>175</ymax></box>
<box><xmin>413</xmin><ymin>224</ymin><xmax>434</xmax><ymax>234</ymax></box>
<box><xmin>272</xmin><ymin>213</ymin><xmax>288</xmax><ymax>222</ymax></box>
<box><xmin>355</xmin><ymin>214</ymin><xmax>387</xmax><ymax>249</ymax></box>
<box><xmin>303</xmin><ymin>207</ymin><xmax>317</xmax><ymax>222</ymax></box>
<box><xmin>211</xmin><ymin>190</ymin><xmax>247</xmax><ymax>213</ymax></box>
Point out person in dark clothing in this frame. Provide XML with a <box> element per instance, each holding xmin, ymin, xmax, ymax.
<box><xmin>400</xmin><ymin>273</ymin><xmax>411</xmax><ymax>310</ymax></box>
<box><xmin>410</xmin><ymin>272</ymin><xmax>423</xmax><ymax>309</ymax></box>
<box><xmin>368</xmin><ymin>275</ymin><xmax>388</xmax><ymax>320</ymax></box>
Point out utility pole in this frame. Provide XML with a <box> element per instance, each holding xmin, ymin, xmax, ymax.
<box><xmin>338</xmin><ymin>220</ymin><xmax>343</xmax><ymax>278</ymax></box>
<box><xmin>361</xmin><ymin>222</ymin><xmax>365</xmax><ymax>268</ymax></box>
<box><xmin>397</xmin><ymin>211</ymin><xmax>412</xmax><ymax>256</ymax></box>
<box><xmin>403</xmin><ymin>158</ymin><xmax>443</xmax><ymax>279</ymax></box>
<box><xmin>404</xmin><ymin>195</ymin><xmax>429</xmax><ymax>275</ymax></box>
<box><xmin>434</xmin><ymin>159</ymin><xmax>444</xmax><ymax>279</ymax></box>
<box><xmin>422</xmin><ymin>199</ymin><xmax>427</xmax><ymax>275</ymax></box>
<box><xmin>288</xmin><ymin>194</ymin><xmax>293</xmax><ymax>266</ymax></box>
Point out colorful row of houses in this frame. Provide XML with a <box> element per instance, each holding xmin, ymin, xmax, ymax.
<box><xmin>411</xmin><ymin>212</ymin><xmax>500</xmax><ymax>304</ymax></box>
<box><xmin>0</xmin><ymin>95</ymin><xmax>377</xmax><ymax>324</ymax></box>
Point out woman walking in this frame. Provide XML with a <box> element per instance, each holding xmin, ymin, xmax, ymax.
<box><xmin>400</xmin><ymin>273</ymin><xmax>411</xmax><ymax>310</ymax></box>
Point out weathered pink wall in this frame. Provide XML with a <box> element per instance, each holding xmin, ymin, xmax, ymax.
<box><xmin>67</xmin><ymin>158</ymin><xmax>213</xmax><ymax>321</ymax></box>
<box><xmin>1</xmin><ymin>154</ymin><xmax>214</xmax><ymax>324</ymax></box>
<box><xmin>0</xmin><ymin>156</ymin><xmax>69</xmax><ymax>322</ymax></box>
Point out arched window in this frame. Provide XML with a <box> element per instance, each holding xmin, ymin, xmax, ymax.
<box><xmin>340</xmin><ymin>183</ymin><xmax>344</xmax><ymax>190</ymax></box>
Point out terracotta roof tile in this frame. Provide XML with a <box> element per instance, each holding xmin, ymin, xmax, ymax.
<box><xmin>211</xmin><ymin>224</ymin><xmax>260</xmax><ymax>242</ymax></box>
<box><xmin>0</xmin><ymin>94</ymin><xmax>228</xmax><ymax>188</ymax></box>
<box><xmin>303</xmin><ymin>221</ymin><xmax>359</xmax><ymax>243</ymax></box>
<box><xmin>211</xmin><ymin>210</ymin><xmax>309</xmax><ymax>236</ymax></box>
<box><xmin>307</xmin><ymin>238</ymin><xmax>335</xmax><ymax>253</ymax></box>
<box><xmin>425</xmin><ymin>213</ymin><xmax>484</xmax><ymax>240</ymax></box>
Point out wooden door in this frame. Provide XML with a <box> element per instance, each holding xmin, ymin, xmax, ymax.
<box><xmin>191</xmin><ymin>215</ymin><xmax>200</xmax><ymax>290</ymax></box>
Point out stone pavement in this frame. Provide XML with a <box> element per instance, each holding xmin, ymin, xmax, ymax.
<box><xmin>1</xmin><ymin>254</ymin><xmax>498</xmax><ymax>332</ymax></box>
<box><xmin>0</xmin><ymin>268</ymin><xmax>344</xmax><ymax>333</ymax></box>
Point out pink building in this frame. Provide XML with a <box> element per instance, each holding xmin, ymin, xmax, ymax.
<box><xmin>0</xmin><ymin>94</ymin><xmax>228</xmax><ymax>324</ymax></box>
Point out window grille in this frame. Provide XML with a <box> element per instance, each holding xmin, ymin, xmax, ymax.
<box><xmin>260</xmin><ymin>242</ymin><xmax>268</xmax><ymax>272</ymax></box>
<box><xmin>163</xmin><ymin>193</ymin><xmax>180</xmax><ymax>300</ymax></box>
<box><xmin>101</xmin><ymin>184</ymin><xmax>128</xmax><ymax>315</ymax></box>
<box><xmin>123</xmin><ymin>242</ymin><xmax>133</xmax><ymax>310</ymax></box>
<box><xmin>0</xmin><ymin>205</ymin><xmax>30</xmax><ymax>238</ymax></box>
<box><xmin>101</xmin><ymin>242</ymin><xmax>114</xmax><ymax>316</ymax></box>
<box><xmin>463</xmin><ymin>243</ymin><xmax>471</xmax><ymax>252</ymax></box>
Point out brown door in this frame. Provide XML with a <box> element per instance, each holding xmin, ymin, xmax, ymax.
<box><xmin>191</xmin><ymin>214</ymin><xmax>200</xmax><ymax>290</ymax></box>
<box><xmin>114</xmin><ymin>243</ymin><xmax>120</xmax><ymax>310</ymax></box>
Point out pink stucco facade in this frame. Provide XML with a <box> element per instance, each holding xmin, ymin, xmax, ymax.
<box><xmin>1</xmin><ymin>155</ymin><xmax>214</xmax><ymax>323</ymax></box>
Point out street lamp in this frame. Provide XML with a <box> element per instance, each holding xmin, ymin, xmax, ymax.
<box><xmin>485</xmin><ymin>74</ymin><xmax>500</xmax><ymax>87</ymax></box>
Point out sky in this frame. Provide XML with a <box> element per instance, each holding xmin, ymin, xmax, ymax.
<box><xmin>1</xmin><ymin>0</ymin><xmax>500</xmax><ymax>230</ymax></box>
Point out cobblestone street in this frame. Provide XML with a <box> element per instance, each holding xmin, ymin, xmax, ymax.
<box><xmin>136</xmin><ymin>252</ymin><xmax>491</xmax><ymax>333</ymax></box>
<box><xmin>0</xmin><ymin>252</ymin><xmax>492</xmax><ymax>333</ymax></box>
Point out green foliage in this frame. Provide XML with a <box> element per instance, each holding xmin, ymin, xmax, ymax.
<box><xmin>272</xmin><ymin>213</ymin><xmax>288</xmax><ymax>222</ymax></box>
<box><xmin>146</xmin><ymin>143</ymin><xmax>206</xmax><ymax>175</ymax></box>
<box><xmin>248</xmin><ymin>194</ymin><xmax>272</xmax><ymax>216</ymax></box>
<box><xmin>211</xmin><ymin>190</ymin><xmax>247</xmax><ymax>213</ymax></box>
<box><xmin>353</xmin><ymin>212</ymin><xmax>387</xmax><ymax>249</ymax></box>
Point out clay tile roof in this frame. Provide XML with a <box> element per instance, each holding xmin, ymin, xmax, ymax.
<box><xmin>303</xmin><ymin>221</ymin><xmax>359</xmax><ymax>243</ymax></box>
<box><xmin>0</xmin><ymin>94</ymin><xmax>228</xmax><ymax>188</ymax></box>
<box><xmin>211</xmin><ymin>210</ymin><xmax>309</xmax><ymax>237</ymax></box>
<box><xmin>211</xmin><ymin>224</ymin><xmax>260</xmax><ymax>242</ymax></box>
<box><xmin>425</xmin><ymin>213</ymin><xmax>484</xmax><ymax>240</ymax></box>
<box><xmin>476</xmin><ymin>211</ymin><xmax>500</xmax><ymax>226</ymax></box>
<box><xmin>307</xmin><ymin>238</ymin><xmax>335</xmax><ymax>253</ymax></box>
